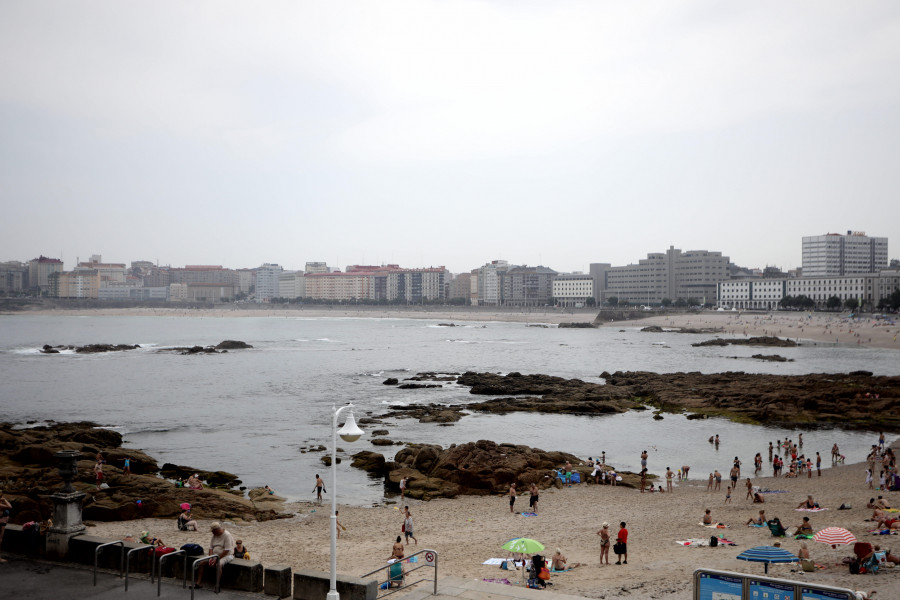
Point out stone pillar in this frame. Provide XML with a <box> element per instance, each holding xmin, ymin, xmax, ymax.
<box><xmin>46</xmin><ymin>450</ymin><xmax>87</xmax><ymax>559</ymax></box>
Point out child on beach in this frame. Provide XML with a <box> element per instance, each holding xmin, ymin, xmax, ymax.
<box><xmin>866</xmin><ymin>469</ymin><xmax>873</xmax><ymax>489</ymax></box>
<box><xmin>725</xmin><ymin>486</ymin><xmax>732</xmax><ymax>504</ymax></box>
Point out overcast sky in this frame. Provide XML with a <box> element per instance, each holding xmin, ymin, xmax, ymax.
<box><xmin>2</xmin><ymin>1</ymin><xmax>899</xmax><ymax>274</ymax></box>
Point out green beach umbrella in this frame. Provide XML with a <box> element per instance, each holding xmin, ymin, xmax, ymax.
<box><xmin>502</xmin><ymin>538</ymin><xmax>545</xmax><ymax>554</ymax></box>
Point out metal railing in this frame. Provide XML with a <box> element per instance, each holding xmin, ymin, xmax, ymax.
<box><xmin>361</xmin><ymin>548</ymin><xmax>439</xmax><ymax>598</ymax></box>
<box><xmin>125</xmin><ymin>544</ymin><xmax>155</xmax><ymax>591</ymax></box>
<box><xmin>191</xmin><ymin>555</ymin><xmax>221</xmax><ymax>600</ymax></box>
<box><xmin>93</xmin><ymin>540</ymin><xmax>125</xmax><ymax>585</ymax></box>
<box><xmin>158</xmin><ymin>549</ymin><xmax>189</xmax><ymax>596</ymax></box>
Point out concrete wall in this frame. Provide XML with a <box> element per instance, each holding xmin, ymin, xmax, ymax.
<box><xmin>293</xmin><ymin>569</ymin><xmax>377</xmax><ymax>600</ymax></box>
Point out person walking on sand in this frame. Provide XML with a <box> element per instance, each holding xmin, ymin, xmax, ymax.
<box><xmin>399</xmin><ymin>476</ymin><xmax>407</xmax><ymax>500</ymax></box>
<box><xmin>614</xmin><ymin>522</ymin><xmax>628</xmax><ymax>565</ymax></box>
<box><xmin>725</xmin><ymin>486</ymin><xmax>732</xmax><ymax>504</ymax></box>
<box><xmin>314</xmin><ymin>474</ymin><xmax>326</xmax><ymax>504</ymax></box>
<box><xmin>816</xmin><ymin>452</ymin><xmax>822</xmax><ymax>477</ymax></box>
<box><xmin>714</xmin><ymin>469</ymin><xmax>722</xmax><ymax>491</ymax></box>
<box><xmin>529</xmin><ymin>483</ymin><xmax>539</xmax><ymax>514</ymax></box>
<box><xmin>597</xmin><ymin>522</ymin><xmax>611</xmax><ymax>565</ymax></box>
<box><xmin>707</xmin><ymin>473</ymin><xmax>714</xmax><ymax>491</ymax></box>
<box><xmin>335</xmin><ymin>510</ymin><xmax>346</xmax><ymax>539</ymax></box>
<box><xmin>640</xmin><ymin>469</ymin><xmax>648</xmax><ymax>493</ymax></box>
<box><xmin>745</xmin><ymin>477</ymin><xmax>754</xmax><ymax>500</ymax></box>
<box><xmin>665</xmin><ymin>467</ymin><xmax>674</xmax><ymax>492</ymax></box>
<box><xmin>403</xmin><ymin>511</ymin><xmax>417</xmax><ymax>545</ymax></box>
<box><xmin>509</xmin><ymin>483</ymin><xmax>517</xmax><ymax>513</ymax></box>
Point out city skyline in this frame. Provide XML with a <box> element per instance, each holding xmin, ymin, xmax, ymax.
<box><xmin>2</xmin><ymin>2</ymin><xmax>899</xmax><ymax>273</ymax></box>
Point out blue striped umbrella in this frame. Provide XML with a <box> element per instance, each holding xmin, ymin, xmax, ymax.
<box><xmin>736</xmin><ymin>545</ymin><xmax>799</xmax><ymax>574</ymax></box>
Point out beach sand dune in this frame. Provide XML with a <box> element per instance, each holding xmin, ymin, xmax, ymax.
<box><xmin>88</xmin><ymin>451</ymin><xmax>899</xmax><ymax>599</ymax></box>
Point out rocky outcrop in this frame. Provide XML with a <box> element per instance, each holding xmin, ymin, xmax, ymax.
<box><xmin>381</xmin><ymin>404</ymin><xmax>465</xmax><ymax>423</ymax></box>
<box><xmin>0</xmin><ymin>422</ymin><xmax>283</xmax><ymax>524</ymax></box>
<box><xmin>356</xmin><ymin>440</ymin><xmax>639</xmax><ymax>500</ymax></box>
<box><xmin>692</xmin><ymin>336</ymin><xmax>797</xmax><ymax>347</ymax></box>
<box><xmin>641</xmin><ymin>326</ymin><xmax>722</xmax><ymax>334</ymax></box>
<box><xmin>215</xmin><ymin>340</ymin><xmax>253</xmax><ymax>350</ymax></box>
<box><xmin>382</xmin><ymin>378</ymin><xmax>399</xmax><ymax>385</ymax></box>
<box><xmin>452</xmin><ymin>371</ymin><xmax>900</xmax><ymax>430</ymax></box>
<box><xmin>750</xmin><ymin>354</ymin><xmax>793</xmax><ymax>362</ymax></box>
<box><xmin>158</xmin><ymin>340</ymin><xmax>254</xmax><ymax>355</ymax></box>
<box><xmin>41</xmin><ymin>344</ymin><xmax>141</xmax><ymax>354</ymax></box>
<box><xmin>558</xmin><ymin>322</ymin><xmax>597</xmax><ymax>328</ymax></box>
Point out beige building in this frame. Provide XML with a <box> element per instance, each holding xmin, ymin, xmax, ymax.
<box><xmin>448</xmin><ymin>273</ymin><xmax>471</xmax><ymax>301</ymax></box>
<box><xmin>29</xmin><ymin>256</ymin><xmax>64</xmax><ymax>292</ymax></box>
<box><xmin>553</xmin><ymin>273</ymin><xmax>595</xmax><ymax>306</ymax></box>
<box><xmin>52</xmin><ymin>270</ymin><xmax>101</xmax><ymax>299</ymax></box>
<box><xmin>305</xmin><ymin>271</ymin><xmax>372</xmax><ymax>301</ymax></box>
<box><xmin>76</xmin><ymin>256</ymin><xmax>126</xmax><ymax>286</ymax></box>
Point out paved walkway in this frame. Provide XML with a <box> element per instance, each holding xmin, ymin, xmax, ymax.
<box><xmin>0</xmin><ymin>557</ymin><xmax>593</xmax><ymax>600</ymax></box>
<box><xmin>0</xmin><ymin>555</ymin><xmax>258</xmax><ymax>599</ymax></box>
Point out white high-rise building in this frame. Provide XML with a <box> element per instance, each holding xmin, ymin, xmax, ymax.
<box><xmin>255</xmin><ymin>263</ymin><xmax>283</xmax><ymax>303</ymax></box>
<box><xmin>802</xmin><ymin>231</ymin><xmax>888</xmax><ymax>277</ymax></box>
<box><xmin>476</xmin><ymin>260</ymin><xmax>509</xmax><ymax>305</ymax></box>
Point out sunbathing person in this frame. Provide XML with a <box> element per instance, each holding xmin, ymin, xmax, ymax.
<box><xmin>792</xmin><ymin>516</ymin><xmax>814</xmax><ymax>536</ymax></box>
<box><xmin>139</xmin><ymin>531</ymin><xmax>165</xmax><ymax>546</ymax></box>
<box><xmin>551</xmin><ymin>548</ymin><xmax>581</xmax><ymax>570</ymax></box>
<box><xmin>767</xmin><ymin>517</ymin><xmax>786</xmax><ymax>537</ymax></box>
<box><xmin>796</xmin><ymin>495</ymin><xmax>818</xmax><ymax>509</ymax></box>
<box><xmin>746</xmin><ymin>510</ymin><xmax>767</xmax><ymax>526</ymax></box>
<box><xmin>876</xmin><ymin>496</ymin><xmax>892</xmax><ymax>510</ymax></box>
<box><xmin>874</xmin><ymin>545</ymin><xmax>900</xmax><ymax>565</ymax></box>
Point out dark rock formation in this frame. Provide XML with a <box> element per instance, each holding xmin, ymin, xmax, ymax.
<box><xmin>382</xmin><ymin>378</ymin><xmax>399</xmax><ymax>385</ymax></box>
<box><xmin>452</xmin><ymin>371</ymin><xmax>900</xmax><ymax>430</ymax></box>
<box><xmin>371</xmin><ymin>429</ymin><xmax>389</xmax><ymax>436</ymax></box>
<box><xmin>381</xmin><ymin>404</ymin><xmax>465</xmax><ymax>423</ymax></box>
<box><xmin>437</xmin><ymin>323</ymin><xmax>456</xmax><ymax>327</ymax></box>
<box><xmin>371</xmin><ymin>439</ymin><xmax>395</xmax><ymax>446</ymax></box>
<box><xmin>350</xmin><ymin>451</ymin><xmax>387</xmax><ymax>475</ymax></box>
<box><xmin>159</xmin><ymin>464</ymin><xmax>242</xmax><ymax>488</ymax></box>
<box><xmin>641</xmin><ymin>326</ymin><xmax>721</xmax><ymax>334</ymax></box>
<box><xmin>557</xmin><ymin>322</ymin><xmax>597</xmax><ymax>328</ymax></box>
<box><xmin>355</xmin><ymin>440</ymin><xmax>639</xmax><ymax>500</ymax></box>
<box><xmin>397</xmin><ymin>383</ymin><xmax>442</xmax><ymax>389</ymax></box>
<box><xmin>0</xmin><ymin>422</ymin><xmax>281</xmax><ymax>524</ymax></box>
<box><xmin>403</xmin><ymin>373</ymin><xmax>459</xmax><ymax>382</ymax></box>
<box><xmin>692</xmin><ymin>336</ymin><xmax>797</xmax><ymax>347</ymax></box>
<box><xmin>215</xmin><ymin>340</ymin><xmax>253</xmax><ymax>350</ymax></box>
<box><xmin>40</xmin><ymin>344</ymin><xmax>140</xmax><ymax>354</ymax></box>
<box><xmin>750</xmin><ymin>354</ymin><xmax>793</xmax><ymax>362</ymax></box>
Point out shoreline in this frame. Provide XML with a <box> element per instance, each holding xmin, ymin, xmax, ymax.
<box><xmin>6</xmin><ymin>306</ymin><xmax>899</xmax><ymax>350</ymax></box>
<box><xmin>87</xmin><ymin>445</ymin><xmax>899</xmax><ymax>600</ymax></box>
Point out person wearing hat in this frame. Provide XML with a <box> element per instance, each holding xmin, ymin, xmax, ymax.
<box><xmin>596</xmin><ymin>522</ymin><xmax>611</xmax><ymax>564</ymax></box>
<box><xmin>195</xmin><ymin>522</ymin><xmax>234</xmax><ymax>589</ymax></box>
<box><xmin>178</xmin><ymin>506</ymin><xmax>198</xmax><ymax>531</ymax></box>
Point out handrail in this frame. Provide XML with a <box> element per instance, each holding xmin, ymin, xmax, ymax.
<box><xmin>361</xmin><ymin>548</ymin><xmax>439</xmax><ymax>597</ymax></box>
<box><xmin>125</xmin><ymin>544</ymin><xmax>155</xmax><ymax>591</ymax></box>
<box><xmin>158</xmin><ymin>549</ymin><xmax>188</xmax><ymax>596</ymax></box>
<box><xmin>93</xmin><ymin>540</ymin><xmax>125</xmax><ymax>586</ymax></box>
<box><xmin>191</xmin><ymin>554</ymin><xmax>221</xmax><ymax>600</ymax></box>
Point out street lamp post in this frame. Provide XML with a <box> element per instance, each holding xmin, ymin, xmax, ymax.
<box><xmin>327</xmin><ymin>403</ymin><xmax>364</xmax><ymax>600</ymax></box>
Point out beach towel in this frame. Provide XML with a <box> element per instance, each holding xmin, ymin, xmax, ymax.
<box><xmin>796</xmin><ymin>508</ymin><xmax>828</xmax><ymax>512</ymax></box>
<box><xmin>482</xmin><ymin>578</ymin><xmax>512</xmax><ymax>585</ymax></box>
<box><xmin>795</xmin><ymin>534</ymin><xmax>814</xmax><ymax>539</ymax></box>
<box><xmin>550</xmin><ymin>568</ymin><xmax>574</xmax><ymax>573</ymax></box>
<box><xmin>676</xmin><ymin>538</ymin><xmax>736</xmax><ymax>547</ymax></box>
<box><xmin>749</xmin><ymin>523</ymin><xmax>766</xmax><ymax>528</ymax></box>
<box><xmin>699</xmin><ymin>523</ymin><xmax>729</xmax><ymax>528</ymax></box>
<box><xmin>759</xmin><ymin>489</ymin><xmax>787</xmax><ymax>494</ymax></box>
<box><xmin>521</xmin><ymin>512</ymin><xmax>537</xmax><ymax>517</ymax></box>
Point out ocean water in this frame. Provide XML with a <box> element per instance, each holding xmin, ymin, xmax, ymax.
<box><xmin>0</xmin><ymin>313</ymin><xmax>896</xmax><ymax>504</ymax></box>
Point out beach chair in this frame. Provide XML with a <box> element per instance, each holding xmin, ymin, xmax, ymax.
<box><xmin>767</xmin><ymin>520</ymin><xmax>786</xmax><ymax>537</ymax></box>
<box><xmin>388</xmin><ymin>561</ymin><xmax>404</xmax><ymax>587</ymax></box>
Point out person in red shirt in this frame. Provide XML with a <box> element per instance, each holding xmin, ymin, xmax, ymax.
<box><xmin>615</xmin><ymin>522</ymin><xmax>628</xmax><ymax>565</ymax></box>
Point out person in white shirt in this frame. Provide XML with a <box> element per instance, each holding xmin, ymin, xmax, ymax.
<box><xmin>195</xmin><ymin>522</ymin><xmax>234</xmax><ymax>589</ymax></box>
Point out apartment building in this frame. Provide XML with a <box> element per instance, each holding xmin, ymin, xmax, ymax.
<box><xmin>76</xmin><ymin>255</ymin><xmax>127</xmax><ymax>286</ymax></box>
<box><xmin>255</xmin><ymin>263</ymin><xmax>283</xmax><ymax>303</ymax></box>
<box><xmin>28</xmin><ymin>256</ymin><xmax>64</xmax><ymax>292</ymax></box>
<box><xmin>52</xmin><ymin>269</ymin><xmax>101</xmax><ymax>299</ymax></box>
<box><xmin>278</xmin><ymin>271</ymin><xmax>306</xmax><ymax>300</ymax></box>
<box><xmin>553</xmin><ymin>272</ymin><xmax>595</xmax><ymax>306</ymax></box>
<box><xmin>304</xmin><ymin>270</ymin><xmax>372</xmax><ymax>301</ymax></box>
<box><xmin>448</xmin><ymin>273</ymin><xmax>471</xmax><ymax>302</ymax></box>
<box><xmin>0</xmin><ymin>261</ymin><xmax>28</xmax><ymax>293</ymax></box>
<box><xmin>604</xmin><ymin>247</ymin><xmax>729</xmax><ymax>305</ymax></box>
<box><xmin>502</xmin><ymin>266</ymin><xmax>557</xmax><ymax>306</ymax></box>
<box><xmin>802</xmin><ymin>231</ymin><xmax>888</xmax><ymax>277</ymax></box>
<box><xmin>475</xmin><ymin>260</ymin><xmax>510</xmax><ymax>306</ymax></box>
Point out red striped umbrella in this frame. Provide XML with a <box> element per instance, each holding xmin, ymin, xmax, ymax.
<box><xmin>813</xmin><ymin>527</ymin><xmax>856</xmax><ymax>548</ymax></box>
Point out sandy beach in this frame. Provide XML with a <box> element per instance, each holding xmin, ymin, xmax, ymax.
<box><xmin>12</xmin><ymin>306</ymin><xmax>900</xmax><ymax>350</ymax></box>
<box><xmin>88</xmin><ymin>447</ymin><xmax>900</xmax><ymax>599</ymax></box>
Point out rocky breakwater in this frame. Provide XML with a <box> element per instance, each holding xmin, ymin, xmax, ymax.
<box><xmin>351</xmin><ymin>440</ymin><xmax>639</xmax><ymax>500</ymax></box>
<box><xmin>450</xmin><ymin>370</ymin><xmax>900</xmax><ymax>430</ymax></box>
<box><xmin>692</xmin><ymin>335</ymin><xmax>797</xmax><ymax>347</ymax></box>
<box><xmin>600</xmin><ymin>370</ymin><xmax>900</xmax><ymax>430</ymax></box>
<box><xmin>0</xmin><ymin>422</ymin><xmax>287</xmax><ymax>525</ymax></box>
<box><xmin>457</xmin><ymin>371</ymin><xmax>639</xmax><ymax>415</ymax></box>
